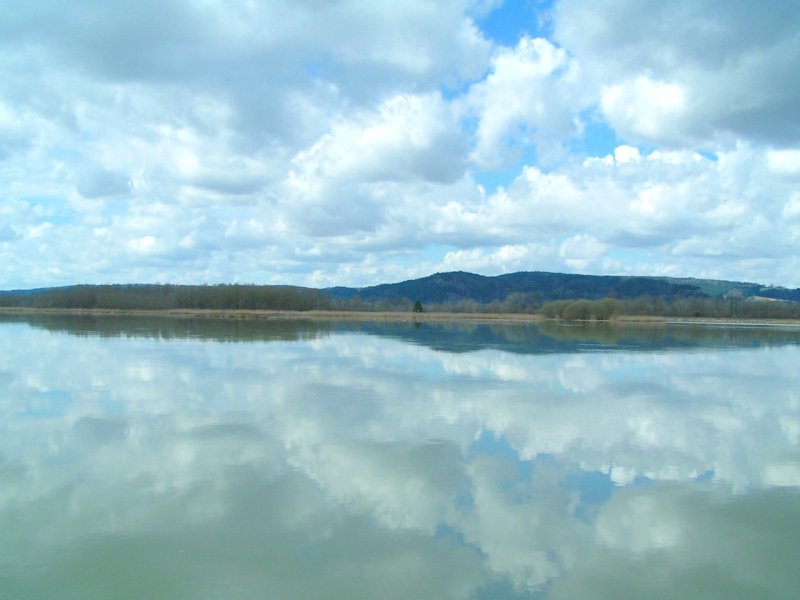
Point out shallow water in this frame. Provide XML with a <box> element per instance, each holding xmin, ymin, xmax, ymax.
<box><xmin>1</xmin><ymin>316</ymin><xmax>799</xmax><ymax>599</ymax></box>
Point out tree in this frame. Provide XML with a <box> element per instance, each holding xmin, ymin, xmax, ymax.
<box><xmin>563</xmin><ymin>299</ymin><xmax>593</xmax><ymax>320</ymax></box>
<box><xmin>413</xmin><ymin>300</ymin><xmax>424</xmax><ymax>313</ymax></box>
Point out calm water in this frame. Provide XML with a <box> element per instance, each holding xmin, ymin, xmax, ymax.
<box><xmin>1</xmin><ymin>315</ymin><xmax>800</xmax><ymax>599</ymax></box>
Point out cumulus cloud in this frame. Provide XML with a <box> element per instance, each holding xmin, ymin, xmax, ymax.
<box><xmin>554</xmin><ymin>0</ymin><xmax>800</xmax><ymax>147</ymax></box>
<box><xmin>1</xmin><ymin>0</ymin><xmax>490</xmax><ymax>146</ymax></box>
<box><xmin>768</xmin><ymin>149</ymin><xmax>800</xmax><ymax>178</ymax></box>
<box><xmin>415</xmin><ymin>144</ymin><xmax>800</xmax><ymax>284</ymax></box>
<box><xmin>600</xmin><ymin>77</ymin><xmax>690</xmax><ymax>145</ymax></box>
<box><xmin>441</xmin><ymin>243</ymin><xmax>556</xmax><ymax>274</ymax></box>
<box><xmin>276</xmin><ymin>92</ymin><xmax>469</xmax><ymax>237</ymax></box>
<box><xmin>289</xmin><ymin>93</ymin><xmax>467</xmax><ymax>185</ymax></box>
<box><xmin>466</xmin><ymin>36</ymin><xmax>588</xmax><ymax>167</ymax></box>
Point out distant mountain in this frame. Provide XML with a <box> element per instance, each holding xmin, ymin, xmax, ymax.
<box><xmin>662</xmin><ymin>277</ymin><xmax>800</xmax><ymax>302</ymax></box>
<box><xmin>325</xmin><ymin>271</ymin><xmax>800</xmax><ymax>305</ymax></box>
<box><xmin>324</xmin><ymin>271</ymin><xmax>709</xmax><ymax>305</ymax></box>
<box><xmin>0</xmin><ymin>287</ymin><xmax>54</xmax><ymax>296</ymax></box>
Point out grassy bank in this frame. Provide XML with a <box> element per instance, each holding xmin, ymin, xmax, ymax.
<box><xmin>2</xmin><ymin>306</ymin><xmax>800</xmax><ymax>327</ymax></box>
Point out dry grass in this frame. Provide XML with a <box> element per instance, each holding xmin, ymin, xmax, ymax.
<box><xmin>2</xmin><ymin>306</ymin><xmax>799</xmax><ymax>326</ymax></box>
<box><xmin>0</xmin><ymin>306</ymin><xmax>545</xmax><ymax>323</ymax></box>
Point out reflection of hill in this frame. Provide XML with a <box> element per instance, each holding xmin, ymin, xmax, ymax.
<box><xmin>4</xmin><ymin>313</ymin><xmax>800</xmax><ymax>353</ymax></box>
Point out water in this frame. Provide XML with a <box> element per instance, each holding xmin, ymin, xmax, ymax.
<box><xmin>1</xmin><ymin>315</ymin><xmax>799</xmax><ymax>599</ymax></box>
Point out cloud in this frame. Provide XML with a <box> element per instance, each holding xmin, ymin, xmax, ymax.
<box><xmin>554</xmin><ymin>0</ymin><xmax>800</xmax><ymax>147</ymax></box>
<box><xmin>2</xmin><ymin>137</ymin><xmax>799</xmax><ymax>288</ymax></box>
<box><xmin>559</xmin><ymin>235</ymin><xmax>609</xmax><ymax>271</ymax></box>
<box><xmin>783</xmin><ymin>192</ymin><xmax>800</xmax><ymax>221</ymax></box>
<box><xmin>0</xmin><ymin>1</ymin><xmax>798</xmax><ymax>288</ymax></box>
<box><xmin>414</xmin><ymin>144</ymin><xmax>800</xmax><ymax>284</ymax></box>
<box><xmin>290</xmin><ymin>93</ymin><xmax>468</xmax><ymax>185</ymax></box>
<box><xmin>441</xmin><ymin>243</ymin><xmax>556</xmax><ymax>275</ymax></box>
<box><xmin>0</xmin><ymin>100</ymin><xmax>35</xmax><ymax>159</ymax></box>
<box><xmin>768</xmin><ymin>149</ymin><xmax>800</xmax><ymax>178</ymax></box>
<box><xmin>75</xmin><ymin>167</ymin><xmax>130</xmax><ymax>199</ymax></box>
<box><xmin>276</xmin><ymin>92</ymin><xmax>469</xmax><ymax>237</ymax></box>
<box><xmin>0</xmin><ymin>224</ymin><xmax>19</xmax><ymax>242</ymax></box>
<box><xmin>2</xmin><ymin>0</ymin><xmax>490</xmax><ymax>145</ymax></box>
<box><xmin>466</xmin><ymin>36</ymin><xmax>588</xmax><ymax>168</ymax></box>
<box><xmin>600</xmin><ymin>78</ymin><xmax>690</xmax><ymax>145</ymax></box>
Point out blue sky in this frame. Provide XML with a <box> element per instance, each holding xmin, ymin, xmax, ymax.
<box><xmin>1</xmin><ymin>0</ymin><xmax>799</xmax><ymax>289</ymax></box>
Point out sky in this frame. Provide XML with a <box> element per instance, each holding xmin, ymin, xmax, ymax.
<box><xmin>1</xmin><ymin>0</ymin><xmax>799</xmax><ymax>290</ymax></box>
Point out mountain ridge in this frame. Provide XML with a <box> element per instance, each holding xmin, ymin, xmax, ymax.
<box><xmin>324</xmin><ymin>270</ymin><xmax>800</xmax><ymax>305</ymax></box>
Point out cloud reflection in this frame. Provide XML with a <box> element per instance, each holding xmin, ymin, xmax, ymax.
<box><xmin>1</xmin><ymin>319</ymin><xmax>799</xmax><ymax>598</ymax></box>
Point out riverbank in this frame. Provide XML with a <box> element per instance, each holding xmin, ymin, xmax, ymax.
<box><xmin>0</xmin><ymin>306</ymin><xmax>546</xmax><ymax>323</ymax></box>
<box><xmin>2</xmin><ymin>306</ymin><xmax>800</xmax><ymax>327</ymax></box>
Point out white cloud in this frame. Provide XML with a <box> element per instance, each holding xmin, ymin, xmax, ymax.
<box><xmin>466</xmin><ymin>36</ymin><xmax>588</xmax><ymax>168</ymax></box>
<box><xmin>768</xmin><ymin>149</ymin><xmax>800</xmax><ymax>177</ymax></box>
<box><xmin>275</xmin><ymin>92</ymin><xmax>469</xmax><ymax>237</ymax></box>
<box><xmin>611</xmin><ymin>145</ymin><xmax>641</xmax><ymax>165</ymax></box>
<box><xmin>128</xmin><ymin>234</ymin><xmax>159</xmax><ymax>255</ymax></box>
<box><xmin>783</xmin><ymin>192</ymin><xmax>800</xmax><ymax>221</ymax></box>
<box><xmin>559</xmin><ymin>235</ymin><xmax>608</xmax><ymax>271</ymax></box>
<box><xmin>289</xmin><ymin>93</ymin><xmax>467</xmax><ymax>185</ymax></box>
<box><xmin>600</xmin><ymin>78</ymin><xmax>689</xmax><ymax>144</ymax></box>
<box><xmin>442</xmin><ymin>243</ymin><xmax>555</xmax><ymax>274</ymax></box>
<box><xmin>418</xmin><ymin>144</ymin><xmax>800</xmax><ymax>283</ymax></box>
<box><xmin>554</xmin><ymin>0</ymin><xmax>800</xmax><ymax>147</ymax></box>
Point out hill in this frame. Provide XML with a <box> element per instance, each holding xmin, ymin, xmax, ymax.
<box><xmin>1</xmin><ymin>272</ymin><xmax>798</xmax><ymax>316</ymax></box>
<box><xmin>325</xmin><ymin>271</ymin><xmax>708</xmax><ymax>305</ymax></box>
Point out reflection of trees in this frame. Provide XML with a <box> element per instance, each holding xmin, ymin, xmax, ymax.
<box><xmin>327</xmin><ymin>320</ymin><xmax>800</xmax><ymax>354</ymax></box>
<box><xmin>538</xmin><ymin>320</ymin><xmax>800</xmax><ymax>348</ymax></box>
<box><xmin>0</xmin><ymin>314</ymin><xmax>335</xmax><ymax>343</ymax></box>
<box><xmin>537</xmin><ymin>321</ymin><xmax>639</xmax><ymax>345</ymax></box>
<box><xmin>3</xmin><ymin>313</ymin><xmax>800</xmax><ymax>352</ymax></box>
<box><xmin>664</xmin><ymin>324</ymin><xmax>800</xmax><ymax>347</ymax></box>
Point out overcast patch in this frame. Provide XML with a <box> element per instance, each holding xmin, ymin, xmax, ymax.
<box><xmin>0</xmin><ymin>224</ymin><xmax>19</xmax><ymax>242</ymax></box>
<box><xmin>76</xmin><ymin>167</ymin><xmax>130</xmax><ymax>198</ymax></box>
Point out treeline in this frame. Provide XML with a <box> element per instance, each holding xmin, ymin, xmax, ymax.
<box><xmin>1</xmin><ymin>285</ymin><xmax>799</xmax><ymax>320</ymax></box>
<box><xmin>346</xmin><ymin>293</ymin><xmax>800</xmax><ymax>320</ymax></box>
<box><xmin>0</xmin><ymin>284</ymin><xmax>333</xmax><ymax>311</ymax></box>
<box><xmin>538</xmin><ymin>295</ymin><xmax>800</xmax><ymax>320</ymax></box>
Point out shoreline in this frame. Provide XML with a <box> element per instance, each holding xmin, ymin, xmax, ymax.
<box><xmin>2</xmin><ymin>307</ymin><xmax>800</xmax><ymax>327</ymax></box>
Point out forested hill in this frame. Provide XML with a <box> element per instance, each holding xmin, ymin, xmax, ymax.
<box><xmin>325</xmin><ymin>271</ymin><xmax>707</xmax><ymax>305</ymax></box>
<box><xmin>1</xmin><ymin>271</ymin><xmax>798</xmax><ymax>313</ymax></box>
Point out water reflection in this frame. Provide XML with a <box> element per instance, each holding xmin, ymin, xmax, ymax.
<box><xmin>1</xmin><ymin>318</ymin><xmax>799</xmax><ymax>599</ymax></box>
<box><xmin>4</xmin><ymin>312</ymin><xmax>800</xmax><ymax>351</ymax></box>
